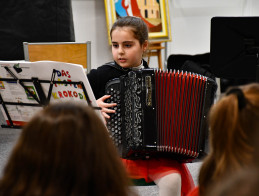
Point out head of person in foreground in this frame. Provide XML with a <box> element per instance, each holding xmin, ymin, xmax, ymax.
<box><xmin>0</xmin><ymin>102</ymin><xmax>134</xmax><ymax>196</ymax></box>
<box><xmin>199</xmin><ymin>83</ymin><xmax>259</xmax><ymax>196</ymax></box>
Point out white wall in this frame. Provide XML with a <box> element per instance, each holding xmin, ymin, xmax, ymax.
<box><xmin>72</xmin><ymin>0</ymin><xmax>259</xmax><ymax>69</ymax></box>
<box><xmin>72</xmin><ymin>0</ymin><xmax>113</xmax><ymax>69</ymax></box>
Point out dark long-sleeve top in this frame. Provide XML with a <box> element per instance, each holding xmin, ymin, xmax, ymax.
<box><xmin>87</xmin><ymin>60</ymin><xmax>148</xmax><ymax>99</ymax></box>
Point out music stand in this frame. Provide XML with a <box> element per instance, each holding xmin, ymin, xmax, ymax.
<box><xmin>0</xmin><ymin>61</ymin><xmax>100</xmax><ymax>128</ymax></box>
<box><xmin>210</xmin><ymin>16</ymin><xmax>259</xmax><ymax>82</ymax></box>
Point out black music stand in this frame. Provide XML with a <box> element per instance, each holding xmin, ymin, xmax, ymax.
<box><xmin>210</xmin><ymin>16</ymin><xmax>259</xmax><ymax>83</ymax></box>
<box><xmin>0</xmin><ymin>67</ymin><xmax>99</xmax><ymax>129</ymax></box>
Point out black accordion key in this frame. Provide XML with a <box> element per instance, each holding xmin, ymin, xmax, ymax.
<box><xmin>105</xmin><ymin>79</ymin><xmax>123</xmax><ymax>155</ymax></box>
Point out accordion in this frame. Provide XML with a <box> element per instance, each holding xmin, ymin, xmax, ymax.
<box><xmin>105</xmin><ymin>69</ymin><xmax>216</xmax><ymax>160</ymax></box>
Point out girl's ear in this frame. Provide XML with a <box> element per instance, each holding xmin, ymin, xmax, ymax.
<box><xmin>143</xmin><ymin>40</ymin><xmax>148</xmax><ymax>52</ymax></box>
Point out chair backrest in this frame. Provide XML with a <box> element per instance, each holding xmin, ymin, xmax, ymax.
<box><xmin>23</xmin><ymin>42</ymin><xmax>91</xmax><ymax>73</ymax></box>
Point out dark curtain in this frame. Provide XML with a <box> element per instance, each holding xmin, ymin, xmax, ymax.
<box><xmin>0</xmin><ymin>0</ymin><xmax>75</xmax><ymax>60</ymax></box>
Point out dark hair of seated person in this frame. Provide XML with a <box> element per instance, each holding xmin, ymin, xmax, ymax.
<box><xmin>0</xmin><ymin>102</ymin><xmax>135</xmax><ymax>196</ymax></box>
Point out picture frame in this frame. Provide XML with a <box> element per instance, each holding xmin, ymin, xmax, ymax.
<box><xmin>104</xmin><ymin>0</ymin><xmax>171</xmax><ymax>44</ymax></box>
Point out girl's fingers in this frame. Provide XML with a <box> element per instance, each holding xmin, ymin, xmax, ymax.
<box><xmin>97</xmin><ymin>95</ymin><xmax>117</xmax><ymax>108</ymax></box>
<box><xmin>102</xmin><ymin>109</ymin><xmax>116</xmax><ymax>114</ymax></box>
<box><xmin>99</xmin><ymin>95</ymin><xmax>111</xmax><ymax>101</ymax></box>
<box><xmin>101</xmin><ymin>102</ymin><xmax>117</xmax><ymax>108</ymax></box>
<box><xmin>102</xmin><ymin>111</ymin><xmax>111</xmax><ymax>119</ymax></box>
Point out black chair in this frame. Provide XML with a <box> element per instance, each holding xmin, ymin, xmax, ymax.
<box><xmin>167</xmin><ymin>53</ymin><xmax>210</xmax><ymax>71</ymax></box>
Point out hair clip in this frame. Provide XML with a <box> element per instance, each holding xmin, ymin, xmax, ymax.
<box><xmin>226</xmin><ymin>88</ymin><xmax>247</xmax><ymax>110</ymax></box>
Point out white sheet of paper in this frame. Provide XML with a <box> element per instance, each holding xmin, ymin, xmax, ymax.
<box><xmin>0</xmin><ymin>60</ymin><xmax>101</xmax><ymax>126</ymax></box>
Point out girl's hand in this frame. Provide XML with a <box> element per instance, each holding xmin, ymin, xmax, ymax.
<box><xmin>96</xmin><ymin>95</ymin><xmax>117</xmax><ymax>119</ymax></box>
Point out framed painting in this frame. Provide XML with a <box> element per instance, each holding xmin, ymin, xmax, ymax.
<box><xmin>104</xmin><ymin>0</ymin><xmax>171</xmax><ymax>44</ymax></box>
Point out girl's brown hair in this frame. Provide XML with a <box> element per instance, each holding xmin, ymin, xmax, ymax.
<box><xmin>199</xmin><ymin>83</ymin><xmax>259</xmax><ymax>196</ymax></box>
<box><xmin>0</xmin><ymin>102</ymin><xmax>134</xmax><ymax>196</ymax></box>
<box><xmin>110</xmin><ymin>16</ymin><xmax>149</xmax><ymax>45</ymax></box>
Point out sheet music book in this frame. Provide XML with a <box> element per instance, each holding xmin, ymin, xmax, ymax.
<box><xmin>0</xmin><ymin>60</ymin><xmax>100</xmax><ymax>127</ymax></box>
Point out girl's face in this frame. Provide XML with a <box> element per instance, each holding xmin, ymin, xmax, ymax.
<box><xmin>111</xmin><ymin>27</ymin><xmax>148</xmax><ymax>69</ymax></box>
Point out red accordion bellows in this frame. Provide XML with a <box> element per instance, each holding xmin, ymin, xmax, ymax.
<box><xmin>155</xmin><ymin>70</ymin><xmax>207</xmax><ymax>158</ymax></box>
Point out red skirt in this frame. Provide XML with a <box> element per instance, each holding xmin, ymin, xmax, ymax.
<box><xmin>122</xmin><ymin>158</ymin><xmax>195</xmax><ymax>196</ymax></box>
<box><xmin>187</xmin><ymin>186</ymin><xmax>199</xmax><ymax>196</ymax></box>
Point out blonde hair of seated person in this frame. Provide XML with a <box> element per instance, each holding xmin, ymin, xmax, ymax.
<box><xmin>0</xmin><ymin>102</ymin><xmax>135</xmax><ymax>196</ymax></box>
<box><xmin>198</xmin><ymin>83</ymin><xmax>259</xmax><ymax>196</ymax></box>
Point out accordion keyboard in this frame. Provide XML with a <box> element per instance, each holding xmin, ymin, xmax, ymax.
<box><xmin>105</xmin><ymin>82</ymin><xmax>122</xmax><ymax>148</ymax></box>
